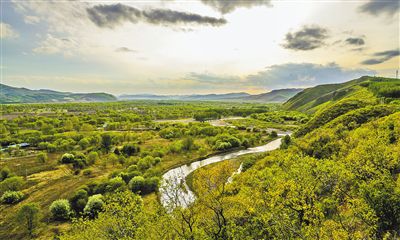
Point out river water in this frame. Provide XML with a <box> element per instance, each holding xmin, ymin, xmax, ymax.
<box><xmin>160</xmin><ymin>135</ymin><xmax>287</xmax><ymax>209</ymax></box>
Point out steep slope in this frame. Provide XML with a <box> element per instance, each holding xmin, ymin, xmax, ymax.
<box><xmin>0</xmin><ymin>84</ymin><xmax>117</xmax><ymax>103</ymax></box>
<box><xmin>286</xmin><ymin>76</ymin><xmax>400</xmax><ymax>136</ymax></box>
<box><xmin>283</xmin><ymin>76</ymin><xmax>385</xmax><ymax>113</ymax></box>
<box><xmin>228</xmin><ymin>78</ymin><xmax>400</xmax><ymax>239</ymax></box>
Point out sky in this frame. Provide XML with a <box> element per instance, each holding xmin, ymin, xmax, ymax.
<box><xmin>1</xmin><ymin>0</ymin><xmax>399</xmax><ymax>95</ymax></box>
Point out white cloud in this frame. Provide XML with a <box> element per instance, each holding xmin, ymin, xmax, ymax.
<box><xmin>7</xmin><ymin>0</ymin><xmax>399</xmax><ymax>94</ymax></box>
<box><xmin>24</xmin><ymin>15</ymin><xmax>41</xmax><ymax>24</ymax></box>
<box><xmin>0</xmin><ymin>22</ymin><xmax>19</xmax><ymax>39</ymax></box>
<box><xmin>33</xmin><ymin>34</ymin><xmax>78</xmax><ymax>56</ymax></box>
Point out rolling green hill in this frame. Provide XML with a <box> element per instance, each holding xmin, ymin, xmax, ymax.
<box><xmin>283</xmin><ymin>76</ymin><xmax>400</xmax><ymax>114</ymax></box>
<box><xmin>284</xmin><ymin>76</ymin><xmax>400</xmax><ymax>137</ymax></box>
<box><xmin>0</xmin><ymin>84</ymin><xmax>117</xmax><ymax>104</ymax></box>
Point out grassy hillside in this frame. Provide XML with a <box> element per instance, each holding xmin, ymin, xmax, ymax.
<box><xmin>283</xmin><ymin>76</ymin><xmax>400</xmax><ymax>114</ymax></box>
<box><xmin>284</xmin><ymin>76</ymin><xmax>399</xmax><ymax>137</ymax></box>
<box><xmin>0</xmin><ymin>84</ymin><xmax>117</xmax><ymax>103</ymax></box>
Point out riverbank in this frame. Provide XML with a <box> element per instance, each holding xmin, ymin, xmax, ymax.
<box><xmin>159</xmin><ymin>137</ymin><xmax>285</xmax><ymax>209</ymax></box>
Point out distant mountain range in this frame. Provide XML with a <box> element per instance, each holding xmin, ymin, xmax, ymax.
<box><xmin>119</xmin><ymin>88</ymin><xmax>303</xmax><ymax>102</ymax></box>
<box><xmin>0</xmin><ymin>84</ymin><xmax>117</xmax><ymax>103</ymax></box>
<box><xmin>0</xmin><ymin>83</ymin><xmax>302</xmax><ymax>104</ymax></box>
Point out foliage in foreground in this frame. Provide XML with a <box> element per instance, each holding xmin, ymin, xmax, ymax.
<box><xmin>62</xmin><ymin>108</ymin><xmax>400</xmax><ymax>239</ymax></box>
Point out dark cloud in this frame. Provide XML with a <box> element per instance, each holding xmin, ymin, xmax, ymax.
<box><xmin>361</xmin><ymin>49</ymin><xmax>400</xmax><ymax>65</ymax></box>
<box><xmin>282</xmin><ymin>26</ymin><xmax>329</xmax><ymax>51</ymax></box>
<box><xmin>87</xmin><ymin>4</ymin><xmax>141</xmax><ymax>28</ymax></box>
<box><xmin>351</xmin><ymin>47</ymin><xmax>365</xmax><ymax>52</ymax></box>
<box><xmin>115</xmin><ymin>47</ymin><xmax>136</xmax><ymax>53</ymax></box>
<box><xmin>345</xmin><ymin>37</ymin><xmax>365</xmax><ymax>46</ymax></box>
<box><xmin>200</xmin><ymin>0</ymin><xmax>272</xmax><ymax>14</ymax></box>
<box><xmin>359</xmin><ymin>0</ymin><xmax>399</xmax><ymax>16</ymax></box>
<box><xmin>87</xmin><ymin>3</ymin><xmax>226</xmax><ymax>29</ymax></box>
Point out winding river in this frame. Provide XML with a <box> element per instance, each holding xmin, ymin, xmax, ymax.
<box><xmin>160</xmin><ymin>133</ymin><xmax>289</xmax><ymax>209</ymax></box>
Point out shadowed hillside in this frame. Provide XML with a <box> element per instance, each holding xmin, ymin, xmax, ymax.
<box><xmin>0</xmin><ymin>84</ymin><xmax>117</xmax><ymax>104</ymax></box>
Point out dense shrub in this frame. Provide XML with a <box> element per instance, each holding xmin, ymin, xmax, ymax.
<box><xmin>60</xmin><ymin>153</ymin><xmax>87</xmax><ymax>169</ymax></box>
<box><xmin>87</xmin><ymin>151</ymin><xmax>99</xmax><ymax>165</ymax></box>
<box><xmin>78</xmin><ymin>138</ymin><xmax>90</xmax><ymax>149</ymax></box>
<box><xmin>84</xmin><ymin>194</ymin><xmax>104</xmax><ymax>218</ymax></box>
<box><xmin>0</xmin><ymin>176</ymin><xmax>24</xmax><ymax>193</ymax></box>
<box><xmin>60</xmin><ymin>153</ymin><xmax>75</xmax><ymax>164</ymax></box>
<box><xmin>142</xmin><ymin>177</ymin><xmax>160</xmax><ymax>194</ymax></box>
<box><xmin>49</xmin><ymin>199</ymin><xmax>72</xmax><ymax>221</ymax></box>
<box><xmin>280</xmin><ymin>135</ymin><xmax>291</xmax><ymax>150</ymax></box>
<box><xmin>129</xmin><ymin>176</ymin><xmax>145</xmax><ymax>193</ymax></box>
<box><xmin>128</xmin><ymin>176</ymin><xmax>159</xmax><ymax>195</ymax></box>
<box><xmin>137</xmin><ymin>158</ymin><xmax>151</xmax><ymax>171</ymax></box>
<box><xmin>212</xmin><ymin>134</ymin><xmax>241</xmax><ymax>151</ymax></box>
<box><xmin>0</xmin><ymin>191</ymin><xmax>24</xmax><ymax>204</ymax></box>
<box><xmin>199</xmin><ymin>126</ymin><xmax>220</xmax><ymax>136</ymax></box>
<box><xmin>105</xmin><ymin>177</ymin><xmax>126</xmax><ymax>192</ymax></box>
<box><xmin>120</xmin><ymin>171</ymin><xmax>141</xmax><ymax>184</ymax></box>
<box><xmin>0</xmin><ymin>167</ymin><xmax>11</xmax><ymax>181</ymax></box>
<box><xmin>181</xmin><ymin>137</ymin><xmax>197</xmax><ymax>151</ymax></box>
<box><xmin>70</xmin><ymin>189</ymin><xmax>88</xmax><ymax>214</ymax></box>
<box><xmin>73</xmin><ymin>153</ymin><xmax>87</xmax><ymax>169</ymax></box>
<box><xmin>270</xmin><ymin>131</ymin><xmax>278</xmax><ymax>138</ymax></box>
<box><xmin>378</xmin><ymin>87</ymin><xmax>400</xmax><ymax>98</ymax></box>
<box><xmin>194</xmin><ymin>111</ymin><xmax>221</xmax><ymax>122</ymax></box>
<box><xmin>159</xmin><ymin>127</ymin><xmax>182</xmax><ymax>139</ymax></box>
<box><xmin>121</xmin><ymin>143</ymin><xmax>140</xmax><ymax>156</ymax></box>
<box><xmin>242</xmin><ymin>158</ymin><xmax>257</xmax><ymax>172</ymax></box>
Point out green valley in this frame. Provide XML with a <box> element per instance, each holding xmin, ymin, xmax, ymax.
<box><xmin>0</xmin><ymin>76</ymin><xmax>399</xmax><ymax>239</ymax></box>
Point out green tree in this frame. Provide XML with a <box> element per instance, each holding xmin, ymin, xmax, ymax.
<box><xmin>50</xmin><ymin>199</ymin><xmax>72</xmax><ymax>221</ymax></box>
<box><xmin>129</xmin><ymin>176</ymin><xmax>145</xmax><ymax>193</ymax></box>
<box><xmin>1</xmin><ymin>191</ymin><xmax>24</xmax><ymax>204</ymax></box>
<box><xmin>84</xmin><ymin>194</ymin><xmax>104</xmax><ymax>218</ymax></box>
<box><xmin>78</xmin><ymin>138</ymin><xmax>90</xmax><ymax>150</ymax></box>
<box><xmin>60</xmin><ymin>153</ymin><xmax>75</xmax><ymax>164</ymax></box>
<box><xmin>101</xmin><ymin>134</ymin><xmax>112</xmax><ymax>153</ymax></box>
<box><xmin>121</xmin><ymin>143</ymin><xmax>140</xmax><ymax>156</ymax></box>
<box><xmin>87</xmin><ymin>151</ymin><xmax>99</xmax><ymax>165</ymax></box>
<box><xmin>17</xmin><ymin>203</ymin><xmax>40</xmax><ymax>237</ymax></box>
<box><xmin>70</xmin><ymin>189</ymin><xmax>88</xmax><ymax>214</ymax></box>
